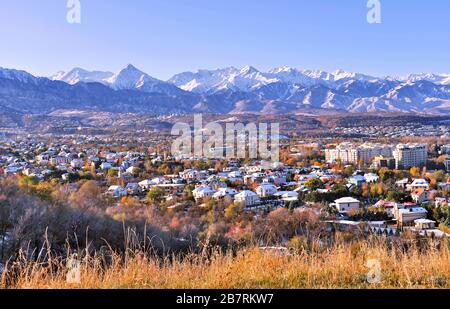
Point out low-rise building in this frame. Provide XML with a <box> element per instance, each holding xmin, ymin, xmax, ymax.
<box><xmin>213</xmin><ymin>188</ymin><xmax>238</xmax><ymax>201</ymax></box>
<box><xmin>256</xmin><ymin>183</ymin><xmax>278</xmax><ymax>197</ymax></box>
<box><xmin>394</xmin><ymin>205</ymin><xmax>428</xmax><ymax>226</ymax></box>
<box><xmin>406</xmin><ymin>179</ymin><xmax>429</xmax><ymax>191</ymax></box>
<box><xmin>414</xmin><ymin>219</ymin><xmax>436</xmax><ymax>230</ymax></box>
<box><xmin>235</xmin><ymin>190</ymin><xmax>260</xmax><ymax>207</ymax></box>
<box><xmin>411</xmin><ymin>188</ymin><xmax>429</xmax><ymax>204</ymax></box>
<box><xmin>107</xmin><ymin>186</ymin><xmax>127</xmax><ymax>198</ymax></box>
<box><xmin>192</xmin><ymin>185</ymin><xmax>216</xmax><ymax>201</ymax></box>
<box><xmin>331</xmin><ymin>197</ymin><xmax>360</xmax><ymax>213</ymax></box>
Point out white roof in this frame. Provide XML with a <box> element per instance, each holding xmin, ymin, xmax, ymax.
<box><xmin>414</xmin><ymin>219</ymin><xmax>435</xmax><ymax>224</ymax></box>
<box><xmin>213</xmin><ymin>188</ymin><xmax>238</xmax><ymax>197</ymax></box>
<box><xmin>236</xmin><ymin>190</ymin><xmax>258</xmax><ymax>197</ymax></box>
<box><xmin>108</xmin><ymin>185</ymin><xmax>124</xmax><ymax>190</ymax></box>
<box><xmin>398</xmin><ymin>207</ymin><xmax>428</xmax><ymax>214</ymax></box>
<box><xmin>332</xmin><ymin>220</ymin><xmax>362</xmax><ymax>226</ymax></box>
<box><xmin>411</xmin><ymin>179</ymin><xmax>429</xmax><ymax>185</ymax></box>
<box><xmin>274</xmin><ymin>191</ymin><xmax>299</xmax><ymax>197</ymax></box>
<box><xmin>335</xmin><ymin>197</ymin><xmax>360</xmax><ymax>204</ymax></box>
<box><xmin>258</xmin><ymin>183</ymin><xmax>277</xmax><ymax>189</ymax></box>
<box><xmin>193</xmin><ymin>186</ymin><xmax>215</xmax><ymax>193</ymax></box>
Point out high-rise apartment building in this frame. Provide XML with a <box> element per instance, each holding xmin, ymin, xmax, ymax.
<box><xmin>393</xmin><ymin>144</ymin><xmax>427</xmax><ymax>169</ymax></box>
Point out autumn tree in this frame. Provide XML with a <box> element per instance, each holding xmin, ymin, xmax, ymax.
<box><xmin>147</xmin><ymin>187</ymin><xmax>165</xmax><ymax>204</ymax></box>
<box><xmin>72</xmin><ymin>180</ymin><xmax>105</xmax><ymax>209</ymax></box>
<box><xmin>305</xmin><ymin>178</ymin><xmax>323</xmax><ymax>191</ymax></box>
<box><xmin>410</xmin><ymin>167</ymin><xmax>420</xmax><ymax>178</ymax></box>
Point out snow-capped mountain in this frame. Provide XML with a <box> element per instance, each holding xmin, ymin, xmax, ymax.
<box><xmin>170</xmin><ymin>66</ymin><xmax>292</xmax><ymax>93</ymax></box>
<box><xmin>107</xmin><ymin>64</ymin><xmax>187</xmax><ymax>96</ymax></box>
<box><xmin>1</xmin><ymin>65</ymin><xmax>449</xmax><ymax>115</ymax></box>
<box><xmin>391</xmin><ymin>73</ymin><xmax>450</xmax><ymax>85</ymax></box>
<box><xmin>0</xmin><ymin>67</ymin><xmax>39</xmax><ymax>84</ymax></box>
<box><xmin>52</xmin><ymin>64</ymin><xmax>186</xmax><ymax>96</ymax></box>
<box><xmin>168</xmin><ymin>66</ymin><xmax>379</xmax><ymax>95</ymax></box>
<box><xmin>51</xmin><ymin>68</ymin><xmax>114</xmax><ymax>85</ymax></box>
<box><xmin>168</xmin><ymin>67</ymin><xmax>241</xmax><ymax>93</ymax></box>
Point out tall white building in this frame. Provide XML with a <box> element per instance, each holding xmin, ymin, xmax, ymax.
<box><xmin>393</xmin><ymin>143</ymin><xmax>427</xmax><ymax>169</ymax></box>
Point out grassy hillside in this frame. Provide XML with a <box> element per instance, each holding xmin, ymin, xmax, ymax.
<box><xmin>3</xmin><ymin>237</ymin><xmax>449</xmax><ymax>289</ymax></box>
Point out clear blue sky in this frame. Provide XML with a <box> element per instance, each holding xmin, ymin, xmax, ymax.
<box><xmin>0</xmin><ymin>0</ymin><xmax>449</xmax><ymax>79</ymax></box>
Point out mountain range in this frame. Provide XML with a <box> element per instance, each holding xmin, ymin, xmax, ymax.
<box><xmin>0</xmin><ymin>64</ymin><xmax>449</xmax><ymax>116</ymax></box>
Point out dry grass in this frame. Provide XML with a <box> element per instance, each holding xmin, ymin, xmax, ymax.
<box><xmin>2</xmin><ymin>238</ymin><xmax>449</xmax><ymax>289</ymax></box>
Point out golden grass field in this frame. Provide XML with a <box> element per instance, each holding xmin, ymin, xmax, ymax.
<box><xmin>2</xmin><ymin>237</ymin><xmax>449</xmax><ymax>289</ymax></box>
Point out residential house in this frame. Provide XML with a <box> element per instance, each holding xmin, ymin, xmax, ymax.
<box><xmin>414</xmin><ymin>219</ymin><xmax>436</xmax><ymax>230</ymax></box>
<box><xmin>50</xmin><ymin>156</ymin><xmax>71</xmax><ymax>166</ymax></box>
<box><xmin>256</xmin><ymin>183</ymin><xmax>278</xmax><ymax>197</ymax></box>
<box><xmin>180</xmin><ymin>169</ymin><xmax>201</xmax><ymax>182</ymax></box>
<box><xmin>138</xmin><ymin>179</ymin><xmax>154</xmax><ymax>191</ymax></box>
<box><xmin>235</xmin><ymin>190</ymin><xmax>260</xmax><ymax>207</ymax></box>
<box><xmin>192</xmin><ymin>185</ymin><xmax>216</xmax><ymax>201</ymax></box>
<box><xmin>394</xmin><ymin>205</ymin><xmax>428</xmax><ymax>226</ymax></box>
<box><xmin>274</xmin><ymin>191</ymin><xmax>299</xmax><ymax>202</ymax></box>
<box><xmin>107</xmin><ymin>186</ymin><xmax>127</xmax><ymax>198</ymax></box>
<box><xmin>411</xmin><ymin>188</ymin><xmax>429</xmax><ymax>204</ymax></box>
<box><xmin>331</xmin><ymin>197</ymin><xmax>361</xmax><ymax>213</ymax></box>
<box><xmin>373</xmin><ymin>200</ymin><xmax>397</xmax><ymax>218</ymax></box>
<box><xmin>213</xmin><ymin>188</ymin><xmax>238</xmax><ymax>201</ymax></box>
<box><xmin>406</xmin><ymin>179</ymin><xmax>429</xmax><ymax>191</ymax></box>
<box><xmin>153</xmin><ymin>184</ymin><xmax>186</xmax><ymax>196</ymax></box>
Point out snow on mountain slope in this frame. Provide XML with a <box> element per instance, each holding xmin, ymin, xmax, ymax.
<box><xmin>2</xmin><ymin>65</ymin><xmax>450</xmax><ymax>115</ymax></box>
<box><xmin>52</xmin><ymin>64</ymin><xmax>187</xmax><ymax>96</ymax></box>
<box><xmin>443</xmin><ymin>76</ymin><xmax>450</xmax><ymax>85</ymax></box>
<box><xmin>268</xmin><ymin>67</ymin><xmax>318</xmax><ymax>87</ymax></box>
<box><xmin>168</xmin><ymin>66</ymin><xmax>379</xmax><ymax>94</ymax></box>
<box><xmin>0</xmin><ymin>67</ymin><xmax>39</xmax><ymax>84</ymax></box>
<box><xmin>106</xmin><ymin>64</ymin><xmax>187</xmax><ymax>95</ymax></box>
<box><xmin>50</xmin><ymin>68</ymin><xmax>114</xmax><ymax>85</ymax></box>
<box><xmin>392</xmin><ymin>73</ymin><xmax>450</xmax><ymax>85</ymax></box>
<box><xmin>106</xmin><ymin>64</ymin><xmax>151</xmax><ymax>89</ymax></box>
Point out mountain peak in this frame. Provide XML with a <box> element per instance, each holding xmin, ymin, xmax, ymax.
<box><xmin>120</xmin><ymin>64</ymin><xmax>143</xmax><ymax>73</ymax></box>
<box><xmin>70</xmin><ymin>67</ymin><xmax>88</xmax><ymax>72</ymax></box>
<box><xmin>240</xmin><ymin>65</ymin><xmax>259</xmax><ymax>75</ymax></box>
